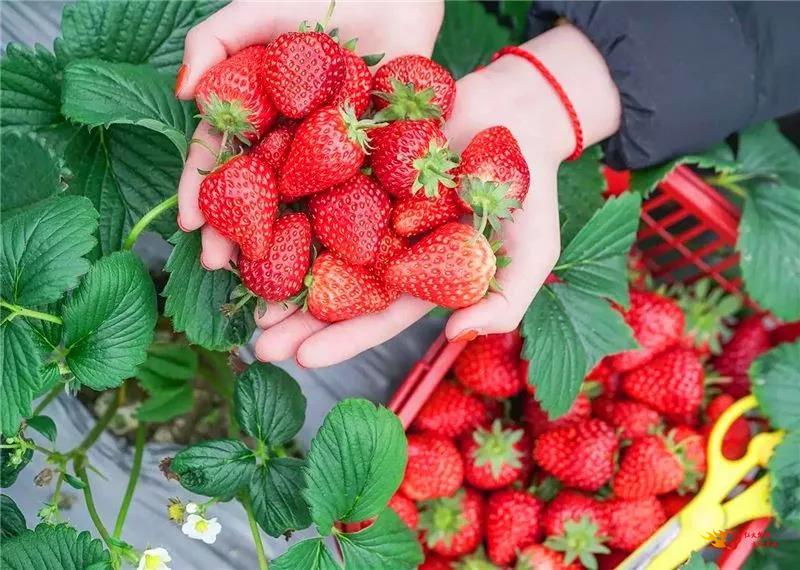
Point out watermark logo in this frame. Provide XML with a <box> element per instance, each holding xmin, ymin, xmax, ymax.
<box><xmin>702</xmin><ymin>528</ymin><xmax>778</xmax><ymax>550</ymax></box>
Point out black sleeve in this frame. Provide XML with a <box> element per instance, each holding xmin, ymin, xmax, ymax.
<box><xmin>528</xmin><ymin>1</ymin><xmax>800</xmax><ymax>170</ymax></box>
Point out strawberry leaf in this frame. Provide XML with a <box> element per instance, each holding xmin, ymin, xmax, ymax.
<box><xmin>0</xmin><ymin>524</ymin><xmax>111</xmax><ymax>569</ymax></box>
<box><xmin>1</xmin><ymin>321</ymin><xmax>42</xmax><ymax>436</ymax></box>
<box><xmin>0</xmin><ymin>132</ymin><xmax>66</xmax><ymax>217</ymax></box>
<box><xmin>272</xmin><ymin>538</ymin><xmax>340</xmax><ymax>570</ymax></box>
<box><xmin>249</xmin><ymin>458</ymin><xmax>312</xmax><ymax>537</ymax></box>
<box><xmin>737</xmin><ymin>121</ymin><xmax>800</xmax><ymax>188</ymax></box>
<box><xmin>767</xmin><ymin>430</ymin><xmax>800</xmax><ymax>531</ymax></box>
<box><xmin>336</xmin><ymin>508</ymin><xmax>424</xmax><ymax>569</ymax></box>
<box><xmin>750</xmin><ymin>341</ymin><xmax>800</xmax><ymax>431</ymax></box>
<box><xmin>137</xmin><ymin>385</ymin><xmax>193</xmax><ymax>423</ymax></box>
<box><xmin>557</xmin><ymin>145</ymin><xmax>607</xmax><ymax>246</ymax></box>
<box><xmin>1</xmin><ymin>495</ymin><xmax>27</xmax><ymax>539</ymax></box>
<box><xmin>25</xmin><ymin>415</ymin><xmax>57</xmax><ymax>443</ymax></box>
<box><xmin>171</xmin><ymin>439</ymin><xmax>255</xmax><ymax>498</ymax></box>
<box><xmin>135</xmin><ymin>341</ymin><xmax>197</xmax><ymax>422</ymax></box>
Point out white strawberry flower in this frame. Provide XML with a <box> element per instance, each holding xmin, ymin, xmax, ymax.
<box><xmin>137</xmin><ymin>547</ymin><xmax>171</xmax><ymax>570</ymax></box>
<box><xmin>181</xmin><ymin>513</ymin><xmax>222</xmax><ymax>544</ymax></box>
<box><xmin>185</xmin><ymin>502</ymin><xmax>199</xmax><ymax>514</ymax></box>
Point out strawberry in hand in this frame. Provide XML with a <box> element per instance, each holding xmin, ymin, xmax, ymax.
<box><xmin>372</xmin><ymin>55</ymin><xmax>457</xmax><ymax>121</ymax></box>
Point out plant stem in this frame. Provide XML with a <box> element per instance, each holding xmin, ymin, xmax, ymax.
<box><xmin>242</xmin><ymin>493</ymin><xmax>269</xmax><ymax>570</ymax></box>
<box><xmin>33</xmin><ymin>384</ymin><xmax>63</xmax><ymax>416</ymax></box>
<box><xmin>0</xmin><ymin>300</ymin><xmax>63</xmax><ymax>324</ymax></box>
<box><xmin>71</xmin><ymin>389</ymin><xmax>121</xmax><ymax>457</ymax></box>
<box><xmin>75</xmin><ymin>456</ymin><xmax>119</xmax><ymax>567</ymax></box>
<box><xmin>123</xmin><ymin>194</ymin><xmax>179</xmax><ymax>250</ymax></box>
<box><xmin>113</xmin><ymin>422</ymin><xmax>146</xmax><ymax>538</ymax></box>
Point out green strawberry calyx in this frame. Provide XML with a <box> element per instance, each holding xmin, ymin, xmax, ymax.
<box><xmin>340</xmin><ymin>104</ymin><xmax>386</xmax><ymax>154</ymax></box>
<box><xmin>373</xmin><ymin>78</ymin><xmax>444</xmax><ymax>122</ymax></box>
<box><xmin>668</xmin><ymin>277</ymin><xmax>741</xmax><ymax>355</ymax></box>
<box><xmin>412</xmin><ymin>141</ymin><xmax>459</xmax><ymax>198</ymax></box>
<box><xmin>454</xmin><ymin>547</ymin><xmax>499</xmax><ymax>570</ymax></box>
<box><xmin>544</xmin><ymin>517</ymin><xmax>610</xmax><ymax>570</ymax></box>
<box><xmin>198</xmin><ymin>93</ymin><xmax>256</xmax><ymax>146</ymax></box>
<box><xmin>472</xmin><ymin>419</ymin><xmax>524</xmax><ymax>479</ymax></box>
<box><xmin>419</xmin><ymin>491</ymin><xmax>468</xmax><ymax>548</ymax></box>
<box><xmin>460</xmin><ymin>175</ymin><xmax>521</xmax><ymax>237</ymax></box>
<box><xmin>668</xmin><ymin>430</ymin><xmax>704</xmax><ymax>494</ymax></box>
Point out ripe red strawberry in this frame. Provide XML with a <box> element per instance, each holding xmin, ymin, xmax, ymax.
<box><xmin>250</xmin><ymin>120</ymin><xmax>297</xmax><ymax>171</ymax></box>
<box><xmin>402</xmin><ymin>434</ymin><xmax>464</xmax><ymax>501</ymax></box>
<box><xmin>486</xmin><ymin>489</ymin><xmax>543</xmax><ymax>565</ymax></box>
<box><xmin>419</xmin><ymin>488</ymin><xmax>484</xmax><ymax>558</ymax></box>
<box><xmin>672</xmin><ymin>425</ymin><xmax>707</xmax><ymax>482</ymax></box>
<box><xmin>453</xmin><ymin>332</ymin><xmax>524</xmax><ymax>398</ymax></box>
<box><xmin>669</xmin><ymin>278</ymin><xmax>740</xmax><ymax>357</ymax></box>
<box><xmin>460</xmin><ymin>420</ymin><xmax>530</xmax><ymax>490</ymax></box>
<box><xmin>385</xmin><ymin>222</ymin><xmax>496</xmax><ymax>309</ymax></box>
<box><xmin>392</xmin><ymin>185</ymin><xmax>463</xmax><ymax>238</ymax></box>
<box><xmin>458</xmin><ymin>547</ymin><xmax>499</xmax><ymax>570</ymax></box>
<box><xmin>195</xmin><ymin>45</ymin><xmax>277</xmax><ymax>142</ymax></box>
<box><xmin>372</xmin><ymin>229</ymin><xmax>409</xmax><ymax>287</ymax></box>
<box><xmin>264</xmin><ymin>30</ymin><xmax>345</xmax><ymax>118</ymax></box>
<box><xmin>330</xmin><ymin>46</ymin><xmax>373</xmax><ymax>118</ymax></box>
<box><xmin>456</xmin><ymin>126</ymin><xmax>530</xmax><ymax>234</ymax></box>
<box><xmin>516</xmin><ymin>544</ymin><xmax>581</xmax><ymax>570</ymax></box>
<box><xmin>711</xmin><ymin>314</ymin><xmax>771</xmax><ymax>398</ymax></box>
<box><xmin>306</xmin><ymin>253</ymin><xmax>391</xmax><ymax>322</ymax></box>
<box><xmin>239</xmin><ymin>213</ymin><xmax>312</xmax><ymax>302</ymax></box>
<box><xmin>533</xmin><ymin>419</ymin><xmax>618</xmax><ymax>491</ymax></box>
<box><xmin>588</xmin><ymin>358</ymin><xmax>618</xmax><ymax>397</ymax></box>
<box><xmin>542</xmin><ymin>491</ymin><xmax>611</xmax><ymax>538</ymax></box>
<box><xmin>609</xmin><ymin>291</ymin><xmax>685</xmax><ymax>372</ymax></box>
<box><xmin>622</xmin><ymin>346</ymin><xmax>705</xmax><ymax>416</ymax></box>
<box><xmin>702</xmin><ymin>394</ymin><xmax>750</xmax><ymax>459</ymax></box>
<box><xmin>419</xmin><ymin>554</ymin><xmax>452</xmax><ymax>570</ymax></box>
<box><xmin>603</xmin><ymin>496</ymin><xmax>666</xmax><ymax>551</ymax></box>
<box><xmin>412</xmin><ymin>381</ymin><xmax>489</xmax><ymax>439</ymax></box>
<box><xmin>371</xmin><ymin>119</ymin><xmax>458</xmax><ymax>199</ymax></box>
<box><xmin>592</xmin><ymin>397</ymin><xmax>662</xmax><ymax>440</ymax></box>
<box><xmin>597</xmin><ymin>549</ymin><xmax>631</xmax><ymax>570</ymax></box>
<box><xmin>659</xmin><ymin>491</ymin><xmax>694</xmax><ymax>518</ymax></box>
<box><xmin>612</xmin><ymin>435</ymin><xmax>684</xmax><ymax>499</ymax></box>
<box><xmin>198</xmin><ymin>154</ymin><xmax>278</xmax><ymax>260</ymax></box>
<box><xmin>388</xmin><ymin>492</ymin><xmax>419</xmax><ymax>529</ymax></box>
<box><xmin>524</xmin><ymin>392</ymin><xmax>592</xmax><ymax>437</ymax></box>
<box><xmin>372</xmin><ymin>55</ymin><xmax>456</xmax><ymax>120</ymax></box>
<box><xmin>771</xmin><ymin>321</ymin><xmax>800</xmax><ymax>346</ymax></box>
<box><xmin>279</xmin><ymin>106</ymin><xmax>377</xmax><ymax>201</ymax></box>
<box><xmin>308</xmin><ymin>173</ymin><xmax>392</xmax><ymax>265</ymax></box>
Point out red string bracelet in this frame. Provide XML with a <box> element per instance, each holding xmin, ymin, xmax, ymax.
<box><xmin>492</xmin><ymin>46</ymin><xmax>584</xmax><ymax>161</ymax></box>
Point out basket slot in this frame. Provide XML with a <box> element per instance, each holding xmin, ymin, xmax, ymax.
<box><xmin>653</xmin><ymin>239</ymin><xmax>728</xmax><ymax>276</ymax></box>
<box><xmin>641</xmin><ymin>223</ymin><xmax>709</xmax><ymax>259</ymax></box>
<box><xmin>638</xmin><ymin>208</ymin><xmax>692</xmax><ymax>241</ymax></box>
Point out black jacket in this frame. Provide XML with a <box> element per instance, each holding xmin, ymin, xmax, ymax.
<box><xmin>529</xmin><ymin>1</ymin><xmax>800</xmax><ymax>169</ymax></box>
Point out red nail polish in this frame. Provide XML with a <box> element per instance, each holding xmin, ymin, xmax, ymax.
<box><xmin>174</xmin><ymin>64</ymin><xmax>188</xmax><ymax>96</ymax></box>
<box><xmin>451</xmin><ymin>329</ymin><xmax>479</xmax><ymax>343</ymax></box>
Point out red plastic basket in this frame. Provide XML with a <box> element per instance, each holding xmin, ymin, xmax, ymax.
<box><xmin>388</xmin><ymin>166</ymin><xmax>768</xmax><ymax>569</ymax></box>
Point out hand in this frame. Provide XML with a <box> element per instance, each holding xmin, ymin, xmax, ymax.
<box><xmin>175</xmin><ymin>0</ymin><xmax>445</xmax><ymax>269</ymax></box>
<box><xmin>253</xmin><ymin>24</ymin><xmax>622</xmax><ymax>367</ymax></box>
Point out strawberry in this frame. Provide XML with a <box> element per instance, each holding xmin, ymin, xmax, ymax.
<box><xmin>597</xmin><ymin>550</ymin><xmax>631</xmax><ymax>570</ymax></box>
<box><xmin>456</xmin><ymin>126</ymin><xmax>530</xmax><ymax>234</ymax></box>
<box><xmin>279</xmin><ymin>106</ymin><xmax>377</xmax><ymax>201</ymax></box>
<box><xmin>711</xmin><ymin>314</ymin><xmax>771</xmax><ymax>398</ymax></box>
<box><xmin>306</xmin><ymin>252</ymin><xmax>391</xmax><ymax>322</ymax></box>
<box><xmin>544</xmin><ymin>515</ymin><xmax>611</xmax><ymax>570</ymax></box>
<box><xmin>533</xmin><ymin>419</ymin><xmax>618</xmax><ymax>491</ymax></box>
<box><xmin>659</xmin><ymin>491</ymin><xmax>694</xmax><ymax>518</ymax></box>
<box><xmin>195</xmin><ymin>45</ymin><xmax>277</xmax><ymax>142</ymax></box>
<box><xmin>516</xmin><ymin>544</ymin><xmax>581</xmax><ymax>570</ymax></box>
<box><xmin>264</xmin><ymin>30</ymin><xmax>345</xmax><ymax>118</ymax></box>
<box><xmin>771</xmin><ymin>321</ymin><xmax>800</xmax><ymax>346</ymax></box>
<box><xmin>453</xmin><ymin>331</ymin><xmax>524</xmax><ymax>398</ymax></box>
<box><xmin>622</xmin><ymin>346</ymin><xmax>705</xmax><ymax>416</ymax></box>
<box><xmin>603</xmin><ymin>496</ymin><xmax>666</xmax><ymax>551</ymax></box>
<box><xmin>669</xmin><ymin>278</ymin><xmax>740</xmax><ymax>357</ymax></box>
<box><xmin>388</xmin><ymin>492</ymin><xmax>419</xmax><ymax>529</ymax></box>
<box><xmin>392</xmin><ymin>186</ymin><xmax>463</xmax><ymax>238</ymax></box>
<box><xmin>542</xmin><ymin>491</ymin><xmax>611</xmax><ymax>538</ymax></box>
<box><xmin>239</xmin><ymin>213</ymin><xmax>312</xmax><ymax>302</ymax></box>
<box><xmin>592</xmin><ymin>397</ymin><xmax>662</xmax><ymax>440</ymax></box>
<box><xmin>250</xmin><ymin>120</ymin><xmax>297</xmax><ymax>171</ymax></box>
<box><xmin>702</xmin><ymin>394</ymin><xmax>750</xmax><ymax>459</ymax></box>
<box><xmin>412</xmin><ymin>381</ymin><xmax>489</xmax><ymax>439</ymax></box>
<box><xmin>372</xmin><ymin>229</ymin><xmax>409</xmax><ymax>287</ymax></box>
<box><xmin>402</xmin><ymin>434</ymin><xmax>464</xmax><ymax>501</ymax></box>
<box><xmin>420</xmin><ymin>554</ymin><xmax>453</xmax><ymax>570</ymax></box>
<box><xmin>609</xmin><ymin>291</ymin><xmax>685</xmax><ymax>372</ymax></box>
<box><xmin>385</xmin><ymin>222</ymin><xmax>496</xmax><ymax>309</ymax></box>
<box><xmin>457</xmin><ymin>547</ymin><xmax>500</xmax><ymax>570</ymax></box>
<box><xmin>308</xmin><ymin>173</ymin><xmax>392</xmax><ymax>265</ymax></box>
<box><xmin>198</xmin><ymin>154</ymin><xmax>278</xmax><ymax>260</ymax></box>
<box><xmin>611</xmin><ymin>435</ymin><xmax>685</xmax><ymax>498</ymax></box>
<box><xmin>419</xmin><ymin>488</ymin><xmax>484</xmax><ymax>558</ymax></box>
<box><xmin>588</xmin><ymin>358</ymin><xmax>618</xmax><ymax>397</ymax></box>
<box><xmin>672</xmin><ymin>425</ymin><xmax>707</xmax><ymax>483</ymax></box>
<box><xmin>486</xmin><ymin>488</ymin><xmax>543</xmax><ymax>565</ymax></box>
<box><xmin>371</xmin><ymin>119</ymin><xmax>458</xmax><ymax>199</ymax></box>
<box><xmin>524</xmin><ymin>392</ymin><xmax>592</xmax><ymax>437</ymax></box>
<box><xmin>330</xmin><ymin>45</ymin><xmax>373</xmax><ymax>118</ymax></box>
<box><xmin>460</xmin><ymin>420</ymin><xmax>530</xmax><ymax>490</ymax></box>
<box><xmin>372</xmin><ymin>55</ymin><xmax>456</xmax><ymax>120</ymax></box>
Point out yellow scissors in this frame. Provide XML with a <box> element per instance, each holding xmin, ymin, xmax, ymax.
<box><xmin>617</xmin><ymin>395</ymin><xmax>783</xmax><ymax>570</ymax></box>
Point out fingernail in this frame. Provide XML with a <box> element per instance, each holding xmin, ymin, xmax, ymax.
<box><xmin>177</xmin><ymin>214</ymin><xmax>188</xmax><ymax>232</ymax></box>
<box><xmin>450</xmin><ymin>329</ymin><xmax>479</xmax><ymax>343</ymax></box>
<box><xmin>174</xmin><ymin>64</ymin><xmax>188</xmax><ymax>96</ymax></box>
<box><xmin>199</xmin><ymin>257</ymin><xmax>211</xmax><ymax>271</ymax></box>
<box><xmin>295</xmin><ymin>358</ymin><xmax>307</xmax><ymax>370</ymax></box>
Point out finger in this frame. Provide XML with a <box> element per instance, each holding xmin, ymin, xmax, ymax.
<box><xmin>255</xmin><ymin>302</ymin><xmax>298</xmax><ymax>329</ymax></box>
<box><xmin>200</xmin><ymin>226</ymin><xmax>236</xmax><ymax>270</ymax></box>
<box><xmin>178</xmin><ymin>121</ymin><xmax>220</xmax><ymax>231</ymax></box>
<box><xmin>254</xmin><ymin>311</ymin><xmax>327</xmax><ymax>363</ymax></box>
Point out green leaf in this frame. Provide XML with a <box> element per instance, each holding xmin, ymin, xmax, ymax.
<box><xmin>137</xmin><ymin>385</ymin><xmax>193</xmax><ymax>423</ymax></box>
<box><xmin>62</xmin><ymin>61</ymin><xmax>195</xmax><ymax>160</ymax></box>
<box><xmin>680</xmin><ymin>552</ymin><xmax>717</xmax><ymax>570</ymax></box>
<box><xmin>1</xmin><ymin>495</ymin><xmax>27</xmax><ymax>538</ymax></box>
<box><xmin>249</xmin><ymin>458</ymin><xmax>312</xmax><ymax>537</ymax></box>
<box><xmin>25</xmin><ymin>415</ymin><xmax>57</xmax><ymax>442</ymax></box>
<box><xmin>433</xmin><ymin>0</ymin><xmax>511</xmax><ymax>79</ymax></box>
<box><xmin>0</xmin><ymin>132</ymin><xmax>66</xmax><ymax>216</ymax></box>
<box><xmin>1</xmin><ymin>435</ymin><xmax>33</xmax><ymax>487</ymax></box>
<box><xmin>556</xmin><ymin>192</ymin><xmax>642</xmax><ymax>307</ymax></box>
<box><xmin>557</xmin><ymin>146</ymin><xmax>607</xmax><ymax>246</ymax></box>
<box><xmin>304</xmin><ymin>399</ymin><xmax>407</xmax><ymax>535</ymax></box>
<box><xmin>164</xmin><ymin>231</ymin><xmax>256</xmax><ymax>351</ymax></box>
<box><xmin>737</xmin><ymin>122</ymin><xmax>800</xmax><ymax>188</ymax></box>
<box><xmin>629</xmin><ymin>143</ymin><xmax>738</xmax><ymax>197</ymax></box>
<box><xmin>768</xmin><ymin>431</ymin><xmax>800</xmax><ymax>530</ymax></box>
<box><xmin>498</xmin><ymin>0</ymin><xmax>534</xmax><ymax>43</ymax></box>
<box><xmin>171</xmin><ymin>439</ymin><xmax>255</xmax><ymax>497</ymax></box>
<box><xmin>62</xmin><ymin>252</ymin><xmax>157</xmax><ymax>390</ymax></box>
<box><xmin>64</xmin><ymin>473</ymin><xmax>87</xmax><ymax>490</ymax></box>
<box><xmin>272</xmin><ymin>538</ymin><xmax>340</xmax><ymax>570</ymax></box>
<box><xmin>0</xmin><ymin>523</ymin><xmax>111</xmax><ymax>569</ymax></box>
<box><xmin>1</xmin><ymin>196</ymin><xmax>97</xmax><ymax>307</ymax></box>
<box><xmin>521</xmin><ymin>284</ymin><xmax>637</xmax><ymax>417</ymax></box>
<box><xmin>738</xmin><ymin>183</ymin><xmax>800</xmax><ymax>320</ymax></box>
<box><xmin>234</xmin><ymin>363</ymin><xmax>306</xmax><ymax>446</ymax></box>
<box><xmin>135</xmin><ymin>342</ymin><xmax>198</xmax><ymax>392</ymax></box>
<box><xmin>337</xmin><ymin>509</ymin><xmax>424</xmax><ymax>570</ymax></box>
<box><xmin>1</xmin><ymin>321</ymin><xmax>43</xmax><ymax>436</ymax></box>
<box><xmin>751</xmin><ymin>342</ymin><xmax>800</xmax><ymax>431</ymax></box>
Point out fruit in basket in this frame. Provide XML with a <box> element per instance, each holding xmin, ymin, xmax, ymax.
<box><xmin>412</xmin><ymin>381</ymin><xmax>489</xmax><ymax>438</ymax></box>
<box><xmin>711</xmin><ymin>313</ymin><xmax>772</xmax><ymax>398</ymax></box>
<box><xmin>461</xmin><ymin>420</ymin><xmax>530</xmax><ymax>490</ymax></box>
<box><xmin>670</xmin><ymin>278</ymin><xmax>740</xmax><ymax>356</ymax></box>
<box><xmin>385</xmin><ymin>222</ymin><xmax>497</xmax><ymax>309</ymax></box>
<box><xmin>516</xmin><ymin>544</ymin><xmax>582</xmax><ymax>570</ymax></box>
<box><xmin>672</xmin><ymin>425</ymin><xmax>707</xmax><ymax>478</ymax></box>
<box><xmin>250</xmin><ymin>120</ymin><xmax>297</xmax><ymax>170</ymax></box>
<box><xmin>702</xmin><ymin>394</ymin><xmax>751</xmax><ymax>459</ymax></box>
<box><xmin>331</xmin><ymin>46</ymin><xmax>374</xmax><ymax>118</ymax></box>
<box><xmin>392</xmin><ymin>186</ymin><xmax>463</xmax><ymax>237</ymax></box>
<box><xmin>603</xmin><ymin>496</ymin><xmax>666</xmax><ymax>551</ymax></box>
<box><xmin>592</xmin><ymin>397</ymin><xmax>662</xmax><ymax>440</ymax></box>
<box><xmin>263</xmin><ymin>30</ymin><xmax>345</xmax><ymax>118</ymax></box>
<box><xmin>239</xmin><ymin>213</ymin><xmax>312</xmax><ymax>302</ymax></box>
<box><xmin>372</xmin><ymin>55</ymin><xmax>456</xmax><ymax>120</ymax></box>
<box><xmin>306</xmin><ymin>253</ymin><xmax>391</xmax><ymax>322</ymax></box>
<box><xmin>198</xmin><ymin>154</ymin><xmax>278</xmax><ymax>261</ymax></box>
<box><xmin>659</xmin><ymin>492</ymin><xmax>694</xmax><ymax>518</ymax></box>
<box><xmin>524</xmin><ymin>392</ymin><xmax>593</xmax><ymax>437</ymax></box>
<box><xmin>533</xmin><ymin>419</ymin><xmax>618</xmax><ymax>491</ymax></box>
<box><xmin>453</xmin><ymin>331</ymin><xmax>524</xmax><ymax>398</ymax></box>
<box><xmin>612</xmin><ymin>435</ymin><xmax>685</xmax><ymax>498</ymax></box>
<box><xmin>388</xmin><ymin>492</ymin><xmax>419</xmax><ymax>529</ymax></box>
<box><xmin>542</xmin><ymin>490</ymin><xmax>610</xmax><ymax>538</ymax></box>
<box><xmin>419</xmin><ymin>488</ymin><xmax>484</xmax><ymax>557</ymax></box>
<box><xmin>402</xmin><ymin>434</ymin><xmax>464</xmax><ymax>501</ymax></box>
<box><xmin>419</xmin><ymin>553</ymin><xmax>453</xmax><ymax>570</ymax></box>
<box><xmin>621</xmin><ymin>346</ymin><xmax>704</xmax><ymax>416</ymax></box>
<box><xmin>588</xmin><ymin>358</ymin><xmax>618</xmax><ymax>396</ymax></box>
<box><xmin>308</xmin><ymin>173</ymin><xmax>392</xmax><ymax>265</ymax></box>
<box><xmin>195</xmin><ymin>45</ymin><xmax>277</xmax><ymax>141</ymax></box>
<box><xmin>486</xmin><ymin>488</ymin><xmax>544</xmax><ymax>565</ymax></box>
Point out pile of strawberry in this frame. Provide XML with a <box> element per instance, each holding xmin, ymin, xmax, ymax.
<box><xmin>193</xmin><ymin>18</ymin><xmax>529</xmax><ymax>320</ymax></box>
<box><xmin>387</xmin><ymin>266</ymin><xmax>797</xmax><ymax>569</ymax></box>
